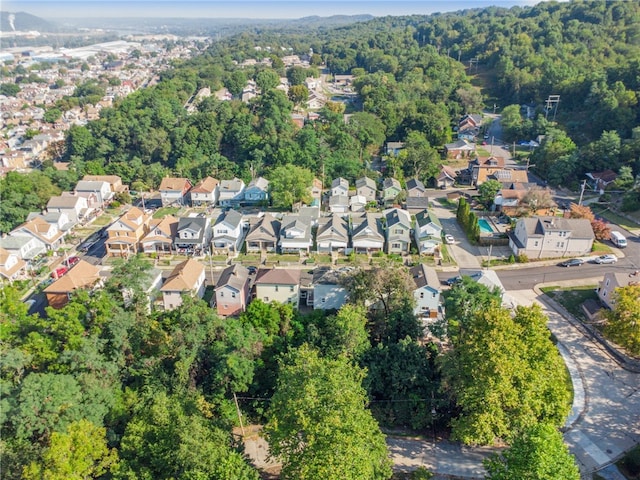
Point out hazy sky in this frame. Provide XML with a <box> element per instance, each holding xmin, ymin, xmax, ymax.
<box><xmin>5</xmin><ymin>0</ymin><xmax>545</xmax><ymax>19</ymax></box>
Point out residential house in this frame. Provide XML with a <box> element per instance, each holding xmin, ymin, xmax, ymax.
<box><xmin>385</xmin><ymin>142</ymin><xmax>405</xmax><ymax>156</ymax></box>
<box><xmin>436</xmin><ymin>165</ymin><xmax>457</xmax><ymax>189</ymax></box>
<box><xmin>316</xmin><ymin>215</ymin><xmax>349</xmax><ymax>253</ymax></box>
<box><xmin>598</xmin><ymin>272</ymin><xmax>640</xmax><ymax>310</ymax></box>
<box><xmin>159</xmin><ymin>177</ymin><xmax>192</xmax><ymax>207</ymax></box>
<box><xmin>0</xmin><ymin>247</ymin><xmax>27</xmax><ymax>281</ymax></box>
<box><xmin>245</xmin><ymin>214</ymin><xmax>280</xmax><ymax>253</ymax></box>
<box><xmin>254</xmin><ymin>268</ymin><xmax>301</xmax><ymax>308</ymax></box>
<box><xmin>27</xmin><ymin>211</ymin><xmax>75</xmax><ymax>232</ymax></box>
<box><xmin>212</xmin><ymin>209</ymin><xmax>245</xmax><ymax>253</ymax></box>
<box><xmin>141</xmin><ymin>215</ymin><xmax>179</xmax><ymax>255</ymax></box>
<box><xmin>329</xmin><ymin>195</ymin><xmax>349</xmax><ymax>214</ymax></box>
<box><xmin>214</xmin><ymin>264</ymin><xmax>251</xmax><ymax>317</ymax></box>
<box><xmin>384</xmin><ymin>208</ymin><xmax>412</xmax><ymax>255</ymax></box>
<box><xmin>382</xmin><ymin>177</ymin><xmax>402</xmax><ymax>206</ymax></box>
<box><xmin>509</xmin><ymin>216</ymin><xmax>595</xmax><ymax>259</ymax></box>
<box><xmin>244</xmin><ymin>177</ymin><xmax>269</xmax><ymax>205</ymax></box>
<box><xmin>410</xmin><ymin>263</ymin><xmax>441</xmax><ymax>319</ymax></box>
<box><xmin>47</xmin><ymin>194</ymin><xmax>89</xmax><ymax>223</ymax></box>
<box><xmin>444</xmin><ymin>139</ymin><xmax>476</xmax><ymax>159</ymax></box>
<box><xmin>311</xmin><ymin>268</ymin><xmax>350</xmax><ymax>310</ymax></box>
<box><xmin>75</xmin><ymin>180</ymin><xmax>113</xmax><ymax>207</ymax></box>
<box><xmin>44</xmin><ymin>260</ymin><xmax>102</xmax><ymax>309</ymax></box>
<box><xmin>586</xmin><ymin>170</ymin><xmax>618</xmax><ymax>193</ymax></box>
<box><xmin>414</xmin><ymin>209</ymin><xmax>443</xmax><ymax>255</ymax></box>
<box><xmin>406</xmin><ymin>178</ymin><xmax>426</xmax><ymax>198</ymax></box>
<box><xmin>464</xmin><ymin>156</ymin><xmax>529</xmax><ymax>187</ymax></box>
<box><xmin>349</xmin><ymin>195</ymin><xmax>367</xmax><ymax>212</ymax></box>
<box><xmin>330</xmin><ymin>177</ymin><xmax>349</xmax><ymax>197</ymax></box>
<box><xmin>82</xmin><ymin>175</ymin><xmax>128</xmax><ymax>194</ymax></box>
<box><xmin>279</xmin><ymin>215</ymin><xmax>313</xmax><ymax>254</ymax></box>
<box><xmin>405</xmin><ymin>196</ymin><xmax>431</xmax><ymax>214</ymax></box>
<box><xmin>351</xmin><ymin>213</ymin><xmax>385</xmax><ymax>254</ymax></box>
<box><xmin>309</xmin><ymin>178</ymin><xmax>323</xmax><ymax>203</ymax></box>
<box><xmin>0</xmin><ymin>235</ymin><xmax>45</xmax><ymax>261</ymax></box>
<box><xmin>190</xmin><ymin>176</ymin><xmax>219</xmax><ymax>206</ymax></box>
<box><xmin>105</xmin><ymin>207</ymin><xmax>151</xmax><ymax>257</ymax></box>
<box><xmin>160</xmin><ymin>258</ymin><xmax>206</xmax><ymax>310</ymax></box>
<box><xmin>355</xmin><ymin>177</ymin><xmax>377</xmax><ymax>203</ymax></box>
<box><xmin>174</xmin><ymin>216</ymin><xmax>211</xmax><ymax>256</ymax></box>
<box><xmin>218</xmin><ymin>178</ymin><xmax>246</xmax><ymax>207</ymax></box>
<box><xmin>11</xmin><ymin>217</ymin><xmax>64</xmax><ymax>252</ymax></box>
<box><xmin>467</xmin><ymin>269</ymin><xmax>514</xmax><ymax>308</ymax></box>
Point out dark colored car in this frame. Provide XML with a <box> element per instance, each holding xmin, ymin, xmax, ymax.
<box><xmin>247</xmin><ymin>266</ymin><xmax>258</xmax><ymax>274</ymax></box>
<box><xmin>559</xmin><ymin>258</ymin><xmax>584</xmax><ymax>267</ymax></box>
<box><xmin>444</xmin><ymin>275</ymin><xmax>462</xmax><ymax>286</ymax></box>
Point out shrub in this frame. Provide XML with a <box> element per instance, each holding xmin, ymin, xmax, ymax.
<box><xmin>516</xmin><ymin>254</ymin><xmax>529</xmax><ymax>263</ymax></box>
<box><xmin>509</xmin><ymin>254</ymin><xmax>516</xmax><ymax>264</ymax></box>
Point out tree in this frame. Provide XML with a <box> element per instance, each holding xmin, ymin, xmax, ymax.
<box><xmin>519</xmin><ymin>186</ymin><xmax>556</xmax><ymax>215</ymax></box>
<box><xmin>286</xmin><ymin>66</ymin><xmax>308</xmax><ymax>86</ymax></box>
<box><xmin>23</xmin><ymin>419</ymin><xmax>118</xmax><ymax>480</ymax></box>
<box><xmin>225</xmin><ymin>70</ymin><xmax>247</xmax><ymax>97</ymax></box>
<box><xmin>478</xmin><ymin>179</ymin><xmax>502</xmax><ymax>209</ymax></box>
<box><xmin>288</xmin><ymin>84</ymin><xmax>309</xmax><ymax>107</ymax></box>
<box><xmin>604</xmin><ymin>284</ymin><xmax>640</xmax><ymax>356</ymax></box>
<box><xmin>500</xmin><ymin>104</ymin><xmax>523</xmax><ymax>141</ymax></box>
<box><xmin>484</xmin><ymin>423</ymin><xmax>579</xmax><ymax>480</ymax></box>
<box><xmin>0</xmin><ymin>83</ymin><xmax>20</xmax><ymax>97</ymax></box>
<box><xmin>568</xmin><ymin>203</ymin><xmax>610</xmax><ymax>240</ymax></box>
<box><xmin>255</xmin><ymin>68</ymin><xmax>280</xmax><ymax>92</ymax></box>
<box><xmin>268</xmin><ymin>164</ymin><xmax>314</xmax><ymax>209</ymax></box>
<box><xmin>265</xmin><ymin>345</ymin><xmax>392</xmax><ymax>480</ymax></box>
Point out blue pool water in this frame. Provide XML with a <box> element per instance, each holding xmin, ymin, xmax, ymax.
<box><xmin>478</xmin><ymin>218</ymin><xmax>494</xmax><ymax>234</ymax></box>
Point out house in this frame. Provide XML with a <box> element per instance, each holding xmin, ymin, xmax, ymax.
<box><xmin>0</xmin><ymin>235</ymin><xmax>45</xmax><ymax>261</ymax></box>
<box><xmin>309</xmin><ymin>178</ymin><xmax>323</xmax><ymax>202</ymax></box>
<box><xmin>406</xmin><ymin>178</ymin><xmax>426</xmax><ymax>198</ymax></box>
<box><xmin>214</xmin><ymin>264</ymin><xmax>251</xmax><ymax>317</ymax></box>
<box><xmin>384</xmin><ymin>208</ymin><xmax>412</xmax><ymax>255</ymax></box>
<box><xmin>385</xmin><ymin>142</ymin><xmax>405</xmax><ymax>156</ymax></box>
<box><xmin>11</xmin><ymin>217</ymin><xmax>64</xmax><ymax>252</ymax></box>
<box><xmin>410</xmin><ymin>263</ymin><xmax>441</xmax><ymax>319</ymax></box>
<box><xmin>254</xmin><ymin>268</ymin><xmax>301</xmax><ymax>308</ymax></box>
<box><xmin>160</xmin><ymin>258</ymin><xmax>206</xmax><ymax>310</ymax></box>
<box><xmin>316</xmin><ymin>214</ymin><xmax>349</xmax><ymax>253</ymax></box>
<box><xmin>0</xmin><ymin>247</ymin><xmax>27</xmax><ymax>281</ymax></box>
<box><xmin>597</xmin><ymin>272</ymin><xmax>640</xmax><ymax>310</ymax></box>
<box><xmin>174</xmin><ymin>216</ymin><xmax>211</xmax><ymax>256</ymax></box>
<box><xmin>105</xmin><ymin>207</ymin><xmax>151</xmax><ymax>257</ymax></box>
<box><xmin>414</xmin><ymin>210</ymin><xmax>443</xmax><ymax>255</ymax></box>
<box><xmin>27</xmin><ymin>211</ymin><xmax>75</xmax><ymax>232</ymax></box>
<box><xmin>212</xmin><ymin>209</ymin><xmax>245</xmax><ymax>253</ymax></box>
<box><xmin>330</xmin><ymin>177</ymin><xmax>349</xmax><ymax>197</ymax></box>
<box><xmin>355</xmin><ymin>177</ymin><xmax>377</xmax><ymax>203</ymax></box>
<box><xmin>47</xmin><ymin>194</ymin><xmax>89</xmax><ymax>223</ymax></box>
<box><xmin>82</xmin><ymin>175</ymin><xmax>128</xmax><ymax>194</ymax></box>
<box><xmin>586</xmin><ymin>170</ymin><xmax>618</xmax><ymax>193</ymax></box>
<box><xmin>444</xmin><ymin>139</ymin><xmax>476</xmax><ymax>159</ymax></box>
<box><xmin>509</xmin><ymin>216</ymin><xmax>595</xmax><ymax>259</ymax></box>
<box><xmin>468</xmin><ymin>269</ymin><xmax>514</xmax><ymax>308</ymax></box>
<box><xmin>218</xmin><ymin>178</ymin><xmax>246</xmax><ymax>207</ymax></box>
<box><xmin>329</xmin><ymin>195</ymin><xmax>349</xmax><ymax>214</ymax></box>
<box><xmin>159</xmin><ymin>177</ymin><xmax>192</xmax><ymax>207</ymax></box>
<box><xmin>382</xmin><ymin>177</ymin><xmax>402</xmax><ymax>205</ymax></box>
<box><xmin>44</xmin><ymin>260</ymin><xmax>102</xmax><ymax>309</ymax></box>
<box><xmin>349</xmin><ymin>195</ymin><xmax>367</xmax><ymax>212</ymax></box>
<box><xmin>405</xmin><ymin>196</ymin><xmax>431</xmax><ymax>214</ymax></box>
<box><xmin>436</xmin><ymin>165</ymin><xmax>457</xmax><ymax>189</ymax></box>
<box><xmin>190</xmin><ymin>176</ymin><xmax>219</xmax><ymax>206</ymax></box>
<box><xmin>141</xmin><ymin>215</ymin><xmax>179</xmax><ymax>255</ymax></box>
<box><xmin>311</xmin><ymin>268</ymin><xmax>350</xmax><ymax>310</ymax></box>
<box><xmin>279</xmin><ymin>215</ymin><xmax>313</xmax><ymax>254</ymax></box>
<box><xmin>244</xmin><ymin>177</ymin><xmax>269</xmax><ymax>204</ymax></box>
<box><xmin>245</xmin><ymin>214</ymin><xmax>280</xmax><ymax>253</ymax></box>
<box><xmin>351</xmin><ymin>213</ymin><xmax>385</xmax><ymax>254</ymax></box>
<box><xmin>121</xmin><ymin>268</ymin><xmax>163</xmax><ymax>313</ymax></box>
<box><xmin>74</xmin><ymin>180</ymin><xmax>113</xmax><ymax>207</ymax></box>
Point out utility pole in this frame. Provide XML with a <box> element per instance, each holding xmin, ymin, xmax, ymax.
<box><xmin>233</xmin><ymin>392</ymin><xmax>245</xmax><ymax>436</ymax></box>
<box><xmin>544</xmin><ymin>95</ymin><xmax>560</xmax><ymax>121</ymax></box>
<box><xmin>578</xmin><ymin>179</ymin><xmax>587</xmax><ymax>206</ymax></box>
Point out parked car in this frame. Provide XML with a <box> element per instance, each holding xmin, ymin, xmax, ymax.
<box><xmin>594</xmin><ymin>254</ymin><xmax>617</xmax><ymax>264</ymax></box>
<box><xmin>444</xmin><ymin>275</ymin><xmax>462</xmax><ymax>286</ymax></box>
<box><xmin>559</xmin><ymin>258</ymin><xmax>584</xmax><ymax>267</ymax></box>
<box><xmin>51</xmin><ymin>266</ymin><xmax>68</xmax><ymax>278</ymax></box>
<box><xmin>64</xmin><ymin>256</ymin><xmax>80</xmax><ymax>267</ymax></box>
<box><xmin>247</xmin><ymin>266</ymin><xmax>257</xmax><ymax>275</ymax></box>
<box><xmin>444</xmin><ymin>234</ymin><xmax>455</xmax><ymax>244</ymax></box>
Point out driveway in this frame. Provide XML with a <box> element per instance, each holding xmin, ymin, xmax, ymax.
<box><xmin>431</xmin><ymin>200</ymin><xmax>481</xmax><ymax>270</ymax></box>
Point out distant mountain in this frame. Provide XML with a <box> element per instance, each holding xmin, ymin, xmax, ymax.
<box><xmin>0</xmin><ymin>11</ymin><xmax>55</xmax><ymax>32</ymax></box>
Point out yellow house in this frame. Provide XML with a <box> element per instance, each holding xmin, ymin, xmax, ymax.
<box><xmin>105</xmin><ymin>207</ymin><xmax>151</xmax><ymax>257</ymax></box>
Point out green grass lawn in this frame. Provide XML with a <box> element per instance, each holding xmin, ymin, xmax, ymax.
<box><xmin>592</xmin><ymin>207</ymin><xmax>640</xmax><ymax>232</ymax></box>
<box><xmin>541</xmin><ymin>285</ymin><xmax>599</xmax><ymax>321</ymax></box>
<box><xmin>92</xmin><ymin>214</ymin><xmax>114</xmax><ymax>226</ymax></box>
<box><xmin>153</xmin><ymin>206</ymin><xmax>181</xmax><ymax>219</ymax></box>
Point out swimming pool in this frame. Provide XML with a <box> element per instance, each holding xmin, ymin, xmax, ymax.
<box><xmin>478</xmin><ymin>218</ymin><xmax>494</xmax><ymax>234</ymax></box>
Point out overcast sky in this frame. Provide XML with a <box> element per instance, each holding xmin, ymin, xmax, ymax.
<box><xmin>5</xmin><ymin>0</ymin><xmax>545</xmax><ymax>19</ymax></box>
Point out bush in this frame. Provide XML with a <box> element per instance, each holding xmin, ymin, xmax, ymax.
<box><xmin>508</xmin><ymin>254</ymin><xmax>516</xmax><ymax>264</ymax></box>
<box><xmin>410</xmin><ymin>467</ymin><xmax>434</xmax><ymax>480</ymax></box>
<box><xmin>516</xmin><ymin>254</ymin><xmax>529</xmax><ymax>263</ymax></box>
<box><xmin>110</xmin><ymin>200</ymin><xmax>121</xmax><ymax>208</ymax></box>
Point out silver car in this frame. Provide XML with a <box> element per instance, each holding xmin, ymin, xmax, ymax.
<box><xmin>594</xmin><ymin>254</ymin><xmax>617</xmax><ymax>264</ymax></box>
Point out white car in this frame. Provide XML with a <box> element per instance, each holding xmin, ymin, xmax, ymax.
<box><xmin>444</xmin><ymin>234</ymin><xmax>455</xmax><ymax>244</ymax></box>
<box><xmin>594</xmin><ymin>254</ymin><xmax>617</xmax><ymax>264</ymax></box>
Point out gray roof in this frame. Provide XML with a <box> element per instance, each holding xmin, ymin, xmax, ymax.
<box><xmin>246</xmin><ymin>213</ymin><xmax>280</xmax><ymax>242</ymax></box>
<box><xmin>522</xmin><ymin>216</ymin><xmax>594</xmax><ymax>239</ymax></box>
<box><xmin>406</xmin><ymin>178</ymin><xmax>425</xmax><ymax>192</ymax></box>
<box><xmin>384</xmin><ymin>208</ymin><xmax>411</xmax><ymax>229</ymax></box>
<box><xmin>0</xmin><ymin>236</ymin><xmax>32</xmax><ymax>250</ymax></box>
<box><xmin>247</xmin><ymin>176</ymin><xmax>269</xmax><ymax>191</ymax></box>
<box><xmin>317</xmin><ymin>214</ymin><xmax>348</xmax><ymax>241</ymax></box>
<box><xmin>215</xmin><ymin>209</ymin><xmax>243</xmax><ymax>229</ymax></box>
<box><xmin>410</xmin><ymin>263</ymin><xmax>440</xmax><ymax>290</ymax></box>
<box><xmin>331</xmin><ymin>177</ymin><xmax>348</xmax><ymax>189</ymax></box>
<box><xmin>219</xmin><ymin>178</ymin><xmax>245</xmax><ymax>193</ymax></box>
<box><xmin>415</xmin><ymin>209</ymin><xmax>442</xmax><ymax>229</ymax></box>
<box><xmin>352</xmin><ymin>213</ymin><xmax>384</xmax><ymax>241</ymax></box>
<box><xmin>329</xmin><ymin>194</ymin><xmax>349</xmax><ymax>207</ymax></box>
<box><xmin>406</xmin><ymin>196</ymin><xmax>431</xmax><ymax>211</ymax></box>
<box><xmin>176</xmin><ymin>217</ymin><xmax>208</xmax><ymax>245</ymax></box>
<box><xmin>215</xmin><ymin>264</ymin><xmax>249</xmax><ymax>292</ymax></box>
<box><xmin>355</xmin><ymin>176</ymin><xmax>376</xmax><ymax>190</ymax></box>
<box><xmin>383</xmin><ymin>177</ymin><xmax>401</xmax><ymax>190</ymax></box>
<box><xmin>47</xmin><ymin>195</ymin><xmax>82</xmax><ymax>209</ymax></box>
<box><xmin>75</xmin><ymin>180</ymin><xmax>109</xmax><ymax>191</ymax></box>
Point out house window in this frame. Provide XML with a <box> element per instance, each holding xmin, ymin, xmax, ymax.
<box><xmin>275</xmin><ymin>286</ymin><xmax>279</xmax><ymax>292</ymax></box>
<box><xmin>263</xmin><ymin>297</ymin><xmax>269</xmax><ymax>302</ymax></box>
<box><xmin>392</xmin><ymin>243</ymin><xmax>401</xmax><ymax>249</ymax></box>
<box><xmin>290</xmin><ymin>286</ymin><xmax>294</xmax><ymax>292</ymax></box>
<box><xmin>603</xmin><ymin>291</ymin><xmax>607</xmax><ymax>297</ymax></box>
<box><xmin>433</xmin><ymin>292</ymin><xmax>436</xmax><ymax>298</ymax></box>
<box><xmin>231</xmin><ymin>292</ymin><xmax>236</xmax><ymax>298</ymax></box>
<box><xmin>220</xmin><ymin>292</ymin><xmax>224</xmax><ymax>297</ymax></box>
<box><xmin>322</xmin><ymin>298</ymin><xmax>326</xmax><ymax>303</ymax></box>
<box><xmin>605</xmin><ymin>279</ymin><xmax>610</xmax><ymax>286</ymax></box>
<box><xmin>534</xmin><ymin>241</ymin><xmax>539</xmax><ymax>247</ymax></box>
<box><xmin>420</xmin><ymin>292</ymin><xmax>424</xmax><ymax>299</ymax></box>
<box><xmin>394</xmin><ymin>229</ymin><xmax>403</xmax><ymax>234</ymax></box>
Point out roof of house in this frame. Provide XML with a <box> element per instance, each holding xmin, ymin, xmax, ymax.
<box><xmin>406</xmin><ymin>197</ymin><xmax>431</xmax><ymax>211</ymax></box>
<box><xmin>82</xmin><ymin>174</ymin><xmax>123</xmax><ymax>184</ymax></box>
<box><xmin>0</xmin><ymin>247</ymin><xmax>26</xmax><ymax>279</ymax></box>
<box><xmin>47</xmin><ymin>194</ymin><xmax>83</xmax><ymax>209</ymax></box>
<box><xmin>109</xmin><ymin>207</ymin><xmax>147</xmax><ymax>232</ymax></box>
<box><xmin>215</xmin><ymin>209</ymin><xmax>244</xmax><ymax>229</ymax></box>
<box><xmin>603</xmin><ymin>272</ymin><xmax>640</xmax><ymax>290</ymax></box>
<box><xmin>415</xmin><ymin>209</ymin><xmax>442</xmax><ymax>229</ymax></box>
<box><xmin>384</xmin><ymin>208</ymin><xmax>411</xmax><ymax>228</ymax></box>
<box><xmin>520</xmin><ymin>216</ymin><xmax>594</xmax><ymax>239</ymax></box>
<box><xmin>445</xmin><ymin>139</ymin><xmax>475</xmax><ymax>150</ymax></box>
<box><xmin>246</xmin><ymin>213</ymin><xmax>280</xmax><ymax>242</ymax></box>
<box><xmin>247</xmin><ymin>176</ymin><xmax>269</xmax><ymax>191</ymax></box>
<box><xmin>160</xmin><ymin>258</ymin><xmax>204</xmax><ymax>292</ymax></box>
<box><xmin>410</xmin><ymin>263</ymin><xmax>440</xmax><ymax>290</ymax></box>
<box><xmin>406</xmin><ymin>178</ymin><xmax>425</xmax><ymax>192</ymax></box>
<box><xmin>331</xmin><ymin>177</ymin><xmax>348</xmax><ymax>190</ymax></box>
<box><xmin>586</xmin><ymin>169</ymin><xmax>618</xmax><ymax>184</ymax></box>
<box><xmin>255</xmin><ymin>268</ymin><xmax>301</xmax><ymax>285</ymax></box>
<box><xmin>383</xmin><ymin>177</ymin><xmax>401</xmax><ymax>190</ymax></box>
<box><xmin>14</xmin><ymin>217</ymin><xmax>62</xmax><ymax>243</ymax></box>
<box><xmin>215</xmin><ymin>264</ymin><xmax>249</xmax><ymax>292</ymax></box>
<box><xmin>281</xmin><ymin>215</ymin><xmax>311</xmax><ymax>238</ymax></box>
<box><xmin>329</xmin><ymin>194</ymin><xmax>349</xmax><ymax>207</ymax></box>
<box><xmin>75</xmin><ymin>180</ymin><xmax>110</xmax><ymax>192</ymax></box>
<box><xmin>317</xmin><ymin>214</ymin><xmax>349</xmax><ymax>240</ymax></box>
<box><xmin>351</xmin><ymin>213</ymin><xmax>384</xmax><ymax>240</ymax></box>
<box><xmin>176</xmin><ymin>216</ymin><xmax>208</xmax><ymax>244</ymax></box>
<box><xmin>438</xmin><ymin>165</ymin><xmax>457</xmax><ymax>181</ymax></box>
<box><xmin>159</xmin><ymin>177</ymin><xmax>191</xmax><ymax>192</ymax></box>
<box><xmin>471</xmin><ymin>156</ymin><xmax>505</xmax><ymax>168</ymax></box>
<box><xmin>312</xmin><ymin>267</ymin><xmax>350</xmax><ymax>286</ymax></box>
<box><xmin>44</xmin><ymin>260</ymin><xmax>101</xmax><ymax>293</ymax></box>
<box><xmin>355</xmin><ymin>176</ymin><xmax>376</xmax><ymax>190</ymax></box>
<box><xmin>219</xmin><ymin>177</ymin><xmax>245</xmax><ymax>193</ymax></box>
<box><xmin>143</xmin><ymin>215</ymin><xmax>179</xmax><ymax>242</ymax></box>
<box><xmin>190</xmin><ymin>176</ymin><xmax>219</xmax><ymax>194</ymax></box>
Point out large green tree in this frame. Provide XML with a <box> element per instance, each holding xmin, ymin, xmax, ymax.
<box><xmin>604</xmin><ymin>284</ymin><xmax>640</xmax><ymax>356</ymax></box>
<box><xmin>268</xmin><ymin>164</ymin><xmax>314</xmax><ymax>209</ymax></box>
<box><xmin>266</xmin><ymin>345</ymin><xmax>392</xmax><ymax>480</ymax></box>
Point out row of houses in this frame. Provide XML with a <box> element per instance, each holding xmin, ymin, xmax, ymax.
<box><xmin>158</xmin><ymin>176</ymin><xmax>269</xmax><ymax>207</ymax></box>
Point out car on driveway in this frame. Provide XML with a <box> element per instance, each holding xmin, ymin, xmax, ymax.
<box><xmin>444</xmin><ymin>234</ymin><xmax>455</xmax><ymax>244</ymax></box>
<box><xmin>559</xmin><ymin>258</ymin><xmax>584</xmax><ymax>267</ymax></box>
<box><xmin>247</xmin><ymin>266</ymin><xmax>257</xmax><ymax>275</ymax></box>
<box><xmin>594</xmin><ymin>254</ymin><xmax>617</xmax><ymax>264</ymax></box>
<box><xmin>444</xmin><ymin>275</ymin><xmax>462</xmax><ymax>286</ymax></box>
<box><xmin>64</xmin><ymin>256</ymin><xmax>80</xmax><ymax>267</ymax></box>
<box><xmin>51</xmin><ymin>266</ymin><xmax>68</xmax><ymax>278</ymax></box>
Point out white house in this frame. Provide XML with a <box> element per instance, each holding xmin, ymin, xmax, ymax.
<box><xmin>414</xmin><ymin>209</ymin><xmax>443</xmax><ymax>255</ymax></box>
<box><xmin>597</xmin><ymin>272</ymin><xmax>639</xmax><ymax>310</ymax></box>
<box><xmin>11</xmin><ymin>217</ymin><xmax>64</xmax><ymax>252</ymax></box>
<box><xmin>0</xmin><ymin>235</ymin><xmax>45</xmax><ymax>261</ymax></box>
<box><xmin>190</xmin><ymin>176</ymin><xmax>219</xmax><ymax>206</ymax></box>
<box><xmin>47</xmin><ymin>194</ymin><xmax>89</xmax><ymax>223</ymax></box>
<box><xmin>218</xmin><ymin>178</ymin><xmax>246</xmax><ymax>207</ymax></box>
<box><xmin>0</xmin><ymin>246</ymin><xmax>27</xmax><ymax>281</ymax></box>
<box><xmin>279</xmin><ymin>215</ymin><xmax>313</xmax><ymax>254</ymax></box>
<box><xmin>212</xmin><ymin>209</ymin><xmax>245</xmax><ymax>253</ymax></box>
<box><xmin>350</xmin><ymin>195</ymin><xmax>367</xmax><ymax>212</ymax></box>
<box><xmin>312</xmin><ymin>268</ymin><xmax>350</xmax><ymax>310</ymax></box>
<box><xmin>509</xmin><ymin>216</ymin><xmax>595</xmax><ymax>259</ymax></box>
<box><xmin>316</xmin><ymin>215</ymin><xmax>349</xmax><ymax>253</ymax></box>
<box><xmin>410</xmin><ymin>263</ymin><xmax>442</xmax><ymax>319</ymax></box>
<box><xmin>159</xmin><ymin>177</ymin><xmax>193</xmax><ymax>207</ymax></box>
<box><xmin>74</xmin><ymin>180</ymin><xmax>113</xmax><ymax>207</ymax></box>
<box><xmin>329</xmin><ymin>194</ymin><xmax>349</xmax><ymax>214</ymax></box>
<box><xmin>330</xmin><ymin>177</ymin><xmax>349</xmax><ymax>197</ymax></box>
<box><xmin>351</xmin><ymin>213</ymin><xmax>384</xmax><ymax>254</ymax></box>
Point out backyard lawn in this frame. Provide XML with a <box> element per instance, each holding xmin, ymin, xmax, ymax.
<box><xmin>541</xmin><ymin>285</ymin><xmax>599</xmax><ymax>321</ymax></box>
